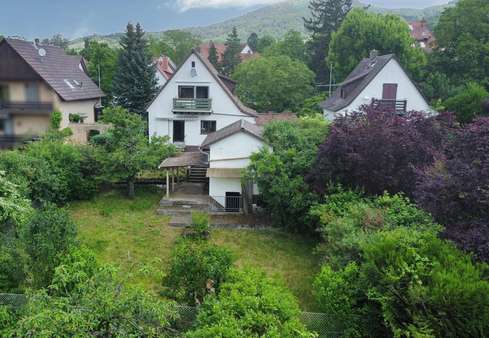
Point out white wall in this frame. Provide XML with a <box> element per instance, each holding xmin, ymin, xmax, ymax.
<box><xmin>156</xmin><ymin>71</ymin><xmax>167</xmax><ymax>87</ymax></box>
<box><xmin>148</xmin><ymin>52</ymin><xmax>255</xmax><ymax>146</ymax></box>
<box><xmin>209</xmin><ymin>132</ymin><xmax>264</xmax><ymax>169</ymax></box>
<box><xmin>209</xmin><ymin>177</ymin><xmax>242</xmax><ymax>206</ymax></box>
<box><xmin>324</xmin><ymin>59</ymin><xmax>431</xmax><ymax>120</ymax></box>
<box><xmin>55</xmin><ymin>98</ymin><xmax>98</xmax><ymax>128</ymax></box>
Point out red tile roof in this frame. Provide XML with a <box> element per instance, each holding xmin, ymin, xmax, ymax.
<box><xmin>198</xmin><ymin>42</ymin><xmax>260</xmax><ymax>63</ymax></box>
<box><xmin>155</xmin><ymin>55</ymin><xmax>176</xmax><ymax>80</ymax></box>
<box><xmin>255</xmin><ymin>112</ymin><xmax>297</xmax><ymax>126</ymax></box>
<box><xmin>409</xmin><ymin>20</ymin><xmax>435</xmax><ymax>46</ymax></box>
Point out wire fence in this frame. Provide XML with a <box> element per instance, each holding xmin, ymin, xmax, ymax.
<box><xmin>0</xmin><ymin>294</ymin><xmax>340</xmax><ymax>337</ymax></box>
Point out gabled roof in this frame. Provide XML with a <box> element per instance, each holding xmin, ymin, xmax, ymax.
<box><xmin>148</xmin><ymin>49</ymin><xmax>257</xmax><ymax>117</ymax></box>
<box><xmin>155</xmin><ymin>55</ymin><xmax>176</xmax><ymax>80</ymax></box>
<box><xmin>2</xmin><ymin>38</ymin><xmax>104</xmax><ymax>101</ymax></box>
<box><xmin>201</xmin><ymin>119</ymin><xmax>263</xmax><ymax>148</ymax></box>
<box><xmin>321</xmin><ymin>54</ymin><xmax>396</xmax><ymax>112</ymax></box>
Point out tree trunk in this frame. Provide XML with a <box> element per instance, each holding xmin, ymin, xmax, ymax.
<box><xmin>128</xmin><ymin>179</ymin><xmax>135</xmax><ymax>199</ymax></box>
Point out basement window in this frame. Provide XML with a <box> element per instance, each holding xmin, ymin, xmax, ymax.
<box><xmin>201</xmin><ymin>120</ymin><xmax>216</xmax><ymax>135</ymax></box>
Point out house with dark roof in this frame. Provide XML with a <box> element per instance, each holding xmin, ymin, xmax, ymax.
<box><xmin>0</xmin><ymin>38</ymin><xmax>105</xmax><ymax>146</ymax></box>
<box><xmin>147</xmin><ymin>49</ymin><xmax>257</xmax><ymax>147</ymax></box>
<box><xmin>320</xmin><ymin>52</ymin><xmax>431</xmax><ymax>120</ymax></box>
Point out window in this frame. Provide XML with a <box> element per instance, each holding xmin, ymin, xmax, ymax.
<box><xmin>179</xmin><ymin>86</ymin><xmax>209</xmax><ymax>99</ymax></box>
<box><xmin>191</xmin><ymin>61</ymin><xmax>196</xmax><ymax>68</ymax></box>
<box><xmin>201</xmin><ymin>120</ymin><xmax>216</xmax><ymax>135</ymax></box>
<box><xmin>340</xmin><ymin>88</ymin><xmax>346</xmax><ymax>99</ymax></box>
<box><xmin>0</xmin><ymin>85</ymin><xmax>9</xmax><ymax>102</ymax></box>
<box><xmin>25</xmin><ymin>82</ymin><xmax>39</xmax><ymax>102</ymax></box>
<box><xmin>0</xmin><ymin>120</ymin><xmax>5</xmax><ymax>133</ymax></box>
<box><xmin>178</xmin><ymin>86</ymin><xmax>194</xmax><ymax>99</ymax></box>
<box><xmin>196</xmin><ymin>86</ymin><xmax>209</xmax><ymax>99</ymax></box>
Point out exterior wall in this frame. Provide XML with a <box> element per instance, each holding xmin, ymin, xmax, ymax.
<box><xmin>68</xmin><ymin>122</ymin><xmax>110</xmax><ymax>144</ymax></box>
<box><xmin>148</xmin><ymin>53</ymin><xmax>255</xmax><ymax>146</ymax></box>
<box><xmin>0</xmin><ymin>80</ymin><xmax>54</xmax><ymax>102</ymax></box>
<box><xmin>209</xmin><ymin>132</ymin><xmax>264</xmax><ymax>169</ymax></box>
<box><xmin>12</xmin><ymin>115</ymin><xmax>50</xmax><ymax>135</ymax></box>
<box><xmin>324</xmin><ymin>59</ymin><xmax>431</xmax><ymax>120</ymax></box>
<box><xmin>209</xmin><ymin>177</ymin><xmax>242</xmax><ymax>206</ymax></box>
<box><xmin>208</xmin><ymin>132</ymin><xmax>264</xmax><ymax>203</ymax></box>
<box><xmin>54</xmin><ymin>97</ymin><xmax>98</xmax><ymax>128</ymax></box>
<box><xmin>156</xmin><ymin>71</ymin><xmax>167</xmax><ymax>87</ymax></box>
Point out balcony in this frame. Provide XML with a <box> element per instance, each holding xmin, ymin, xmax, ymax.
<box><xmin>371</xmin><ymin>99</ymin><xmax>407</xmax><ymax>114</ymax></box>
<box><xmin>173</xmin><ymin>98</ymin><xmax>212</xmax><ymax>114</ymax></box>
<box><xmin>0</xmin><ymin>135</ymin><xmax>38</xmax><ymax>149</ymax></box>
<box><xmin>0</xmin><ymin>101</ymin><xmax>54</xmax><ymax>114</ymax></box>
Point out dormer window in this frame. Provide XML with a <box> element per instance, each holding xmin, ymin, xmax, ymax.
<box><xmin>340</xmin><ymin>88</ymin><xmax>346</xmax><ymax>99</ymax></box>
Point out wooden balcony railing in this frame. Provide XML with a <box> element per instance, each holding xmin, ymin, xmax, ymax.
<box><xmin>0</xmin><ymin>101</ymin><xmax>54</xmax><ymax>112</ymax></box>
<box><xmin>173</xmin><ymin>98</ymin><xmax>212</xmax><ymax>114</ymax></box>
<box><xmin>371</xmin><ymin>99</ymin><xmax>407</xmax><ymax>114</ymax></box>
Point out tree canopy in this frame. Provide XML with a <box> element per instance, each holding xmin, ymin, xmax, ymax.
<box><xmin>263</xmin><ymin>30</ymin><xmax>307</xmax><ymax>63</ymax></box>
<box><xmin>222</xmin><ymin>27</ymin><xmax>242</xmax><ymax>76</ymax></box>
<box><xmin>233</xmin><ymin>55</ymin><xmax>315</xmax><ymax>113</ymax></box>
<box><xmin>328</xmin><ymin>9</ymin><xmax>426</xmax><ymax>81</ymax></box>
<box><xmin>112</xmin><ymin>23</ymin><xmax>158</xmax><ymax>115</ymax></box>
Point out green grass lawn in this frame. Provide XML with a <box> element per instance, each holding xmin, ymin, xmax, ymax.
<box><xmin>69</xmin><ymin>187</ymin><xmax>320</xmax><ymax>310</ymax></box>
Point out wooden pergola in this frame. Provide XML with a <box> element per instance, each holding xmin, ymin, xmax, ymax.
<box><xmin>158</xmin><ymin>151</ymin><xmax>208</xmax><ymax>198</ymax></box>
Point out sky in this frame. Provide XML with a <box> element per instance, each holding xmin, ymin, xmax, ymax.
<box><xmin>0</xmin><ymin>0</ymin><xmax>451</xmax><ymax>40</ymax></box>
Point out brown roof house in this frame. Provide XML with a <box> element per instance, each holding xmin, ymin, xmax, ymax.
<box><xmin>154</xmin><ymin>55</ymin><xmax>176</xmax><ymax>87</ymax></box>
<box><xmin>409</xmin><ymin>20</ymin><xmax>436</xmax><ymax>52</ymax></box>
<box><xmin>198</xmin><ymin>42</ymin><xmax>259</xmax><ymax>64</ymax></box>
<box><xmin>0</xmin><ymin>38</ymin><xmax>106</xmax><ymax>147</ymax></box>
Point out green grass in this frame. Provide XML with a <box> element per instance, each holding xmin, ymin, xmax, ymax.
<box><xmin>69</xmin><ymin>187</ymin><xmax>320</xmax><ymax>310</ymax></box>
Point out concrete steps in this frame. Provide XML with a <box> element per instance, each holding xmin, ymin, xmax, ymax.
<box><xmin>187</xmin><ymin>166</ymin><xmax>208</xmax><ymax>183</ymax></box>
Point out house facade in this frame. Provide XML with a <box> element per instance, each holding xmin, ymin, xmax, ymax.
<box><xmin>321</xmin><ymin>53</ymin><xmax>431</xmax><ymax>120</ymax></box>
<box><xmin>0</xmin><ymin>38</ymin><xmax>105</xmax><ymax>146</ymax></box>
<box><xmin>202</xmin><ymin>120</ymin><xmax>264</xmax><ymax>211</ymax></box>
<box><xmin>147</xmin><ymin>49</ymin><xmax>257</xmax><ymax>147</ymax></box>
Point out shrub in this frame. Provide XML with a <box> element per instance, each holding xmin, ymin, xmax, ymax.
<box><xmin>184</xmin><ymin>212</ymin><xmax>210</xmax><ymax>239</ymax></box>
<box><xmin>312</xmin><ymin>189</ymin><xmax>437</xmax><ymax>268</ymax></box>
<box><xmin>20</xmin><ymin>205</ymin><xmax>77</xmax><ymax>288</ymax></box>
<box><xmin>445</xmin><ymin>82</ymin><xmax>489</xmax><ymax>124</ymax></box>
<box><xmin>187</xmin><ymin>268</ymin><xmax>314</xmax><ymax>338</ymax></box>
<box><xmin>163</xmin><ymin>239</ymin><xmax>234</xmax><ymax>305</ymax></box>
<box><xmin>0</xmin><ymin>306</ymin><xmax>18</xmax><ymax>337</ymax></box>
<box><xmin>307</xmin><ymin>108</ymin><xmax>449</xmax><ymax>198</ymax></box>
<box><xmin>314</xmin><ymin>227</ymin><xmax>489</xmax><ymax>337</ymax></box>
<box><xmin>246</xmin><ymin>117</ymin><xmax>328</xmax><ymax>232</ymax></box>
<box><xmin>0</xmin><ymin>241</ymin><xmax>26</xmax><ymax>293</ymax></box>
<box><xmin>416</xmin><ymin>117</ymin><xmax>489</xmax><ymax>261</ymax></box>
<box><xmin>50</xmin><ymin>111</ymin><xmax>62</xmax><ymax>129</ymax></box>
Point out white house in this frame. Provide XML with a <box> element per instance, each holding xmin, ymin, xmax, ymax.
<box><xmin>321</xmin><ymin>53</ymin><xmax>431</xmax><ymax>121</ymax></box>
<box><xmin>202</xmin><ymin>119</ymin><xmax>264</xmax><ymax>211</ymax></box>
<box><xmin>147</xmin><ymin>49</ymin><xmax>257</xmax><ymax>147</ymax></box>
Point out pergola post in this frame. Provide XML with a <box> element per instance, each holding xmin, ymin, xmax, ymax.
<box><xmin>166</xmin><ymin>170</ymin><xmax>170</xmax><ymax>198</ymax></box>
<box><xmin>171</xmin><ymin>168</ymin><xmax>175</xmax><ymax>191</ymax></box>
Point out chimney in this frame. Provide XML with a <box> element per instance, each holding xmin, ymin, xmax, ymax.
<box><xmin>369</xmin><ymin>50</ymin><xmax>379</xmax><ymax>59</ymax></box>
<box><xmin>33</xmin><ymin>38</ymin><xmax>40</xmax><ymax>49</ymax></box>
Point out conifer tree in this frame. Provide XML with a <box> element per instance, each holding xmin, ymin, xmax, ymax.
<box><xmin>304</xmin><ymin>0</ymin><xmax>352</xmax><ymax>83</ymax></box>
<box><xmin>247</xmin><ymin>32</ymin><xmax>259</xmax><ymax>52</ymax></box>
<box><xmin>113</xmin><ymin>23</ymin><xmax>158</xmax><ymax>116</ymax></box>
<box><xmin>208</xmin><ymin>41</ymin><xmax>220</xmax><ymax>71</ymax></box>
<box><xmin>222</xmin><ymin>27</ymin><xmax>242</xmax><ymax>76</ymax></box>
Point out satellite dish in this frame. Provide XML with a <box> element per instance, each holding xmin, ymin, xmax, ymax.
<box><xmin>38</xmin><ymin>48</ymin><xmax>46</xmax><ymax>57</ymax></box>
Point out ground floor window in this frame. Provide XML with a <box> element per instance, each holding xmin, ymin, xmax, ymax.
<box><xmin>201</xmin><ymin>120</ymin><xmax>216</xmax><ymax>135</ymax></box>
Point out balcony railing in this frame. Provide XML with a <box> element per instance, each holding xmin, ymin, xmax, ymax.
<box><xmin>371</xmin><ymin>99</ymin><xmax>407</xmax><ymax>114</ymax></box>
<box><xmin>173</xmin><ymin>98</ymin><xmax>212</xmax><ymax>114</ymax></box>
<box><xmin>0</xmin><ymin>101</ymin><xmax>54</xmax><ymax>113</ymax></box>
<box><xmin>0</xmin><ymin>135</ymin><xmax>38</xmax><ymax>149</ymax></box>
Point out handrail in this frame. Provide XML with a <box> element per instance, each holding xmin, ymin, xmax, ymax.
<box><xmin>0</xmin><ymin>101</ymin><xmax>54</xmax><ymax>111</ymax></box>
<box><xmin>173</xmin><ymin>98</ymin><xmax>212</xmax><ymax>113</ymax></box>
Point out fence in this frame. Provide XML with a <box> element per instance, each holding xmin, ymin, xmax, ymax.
<box><xmin>0</xmin><ymin>294</ymin><xmax>340</xmax><ymax>337</ymax></box>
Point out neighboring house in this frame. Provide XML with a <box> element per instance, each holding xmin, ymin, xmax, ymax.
<box><xmin>202</xmin><ymin>119</ymin><xmax>264</xmax><ymax>212</ymax></box>
<box><xmin>154</xmin><ymin>55</ymin><xmax>176</xmax><ymax>87</ymax></box>
<box><xmin>0</xmin><ymin>38</ymin><xmax>105</xmax><ymax>146</ymax></box>
<box><xmin>198</xmin><ymin>42</ymin><xmax>259</xmax><ymax>63</ymax></box>
<box><xmin>147</xmin><ymin>49</ymin><xmax>257</xmax><ymax>147</ymax></box>
<box><xmin>409</xmin><ymin>20</ymin><xmax>436</xmax><ymax>52</ymax></box>
<box><xmin>321</xmin><ymin>52</ymin><xmax>431</xmax><ymax>121</ymax></box>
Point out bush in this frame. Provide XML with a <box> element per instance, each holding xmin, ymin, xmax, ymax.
<box><xmin>445</xmin><ymin>82</ymin><xmax>489</xmax><ymax>124</ymax></box>
<box><xmin>163</xmin><ymin>239</ymin><xmax>234</xmax><ymax>305</ymax></box>
<box><xmin>416</xmin><ymin>117</ymin><xmax>489</xmax><ymax>261</ymax></box>
<box><xmin>0</xmin><ymin>241</ymin><xmax>26</xmax><ymax>293</ymax></box>
<box><xmin>307</xmin><ymin>108</ymin><xmax>450</xmax><ymax>198</ymax></box>
<box><xmin>311</xmin><ymin>189</ymin><xmax>437</xmax><ymax>268</ymax></box>
<box><xmin>314</xmin><ymin>227</ymin><xmax>489</xmax><ymax>337</ymax></box>
<box><xmin>20</xmin><ymin>205</ymin><xmax>77</xmax><ymax>288</ymax></box>
<box><xmin>50</xmin><ymin>111</ymin><xmax>62</xmax><ymax>129</ymax></box>
<box><xmin>187</xmin><ymin>268</ymin><xmax>314</xmax><ymax>338</ymax></box>
<box><xmin>246</xmin><ymin>117</ymin><xmax>328</xmax><ymax>232</ymax></box>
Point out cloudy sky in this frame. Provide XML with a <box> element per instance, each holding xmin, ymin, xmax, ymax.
<box><xmin>0</xmin><ymin>0</ymin><xmax>451</xmax><ymax>40</ymax></box>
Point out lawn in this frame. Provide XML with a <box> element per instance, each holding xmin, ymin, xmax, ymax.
<box><xmin>69</xmin><ymin>187</ymin><xmax>320</xmax><ymax>310</ymax></box>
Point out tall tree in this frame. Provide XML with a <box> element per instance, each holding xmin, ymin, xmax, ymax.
<box><xmin>162</xmin><ymin>30</ymin><xmax>201</xmax><ymax>65</ymax></box>
<box><xmin>112</xmin><ymin>23</ymin><xmax>158</xmax><ymax>116</ymax></box>
<box><xmin>222</xmin><ymin>27</ymin><xmax>242</xmax><ymax>76</ymax></box>
<box><xmin>328</xmin><ymin>9</ymin><xmax>426</xmax><ymax>81</ymax></box>
<box><xmin>81</xmin><ymin>39</ymin><xmax>118</xmax><ymax>102</ymax></box>
<box><xmin>263</xmin><ymin>30</ymin><xmax>307</xmax><ymax>62</ymax></box>
<box><xmin>247</xmin><ymin>32</ymin><xmax>259</xmax><ymax>52</ymax></box>
<box><xmin>233</xmin><ymin>56</ymin><xmax>315</xmax><ymax>113</ymax></box>
<box><xmin>41</xmin><ymin>34</ymin><xmax>69</xmax><ymax>50</ymax></box>
<box><xmin>256</xmin><ymin>35</ymin><xmax>276</xmax><ymax>53</ymax></box>
<box><xmin>208</xmin><ymin>41</ymin><xmax>220</xmax><ymax>71</ymax></box>
<box><xmin>433</xmin><ymin>0</ymin><xmax>489</xmax><ymax>87</ymax></box>
<box><xmin>304</xmin><ymin>0</ymin><xmax>352</xmax><ymax>83</ymax></box>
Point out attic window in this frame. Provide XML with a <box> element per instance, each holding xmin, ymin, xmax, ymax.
<box><xmin>191</xmin><ymin>61</ymin><xmax>196</xmax><ymax>68</ymax></box>
<box><xmin>340</xmin><ymin>88</ymin><xmax>346</xmax><ymax>99</ymax></box>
